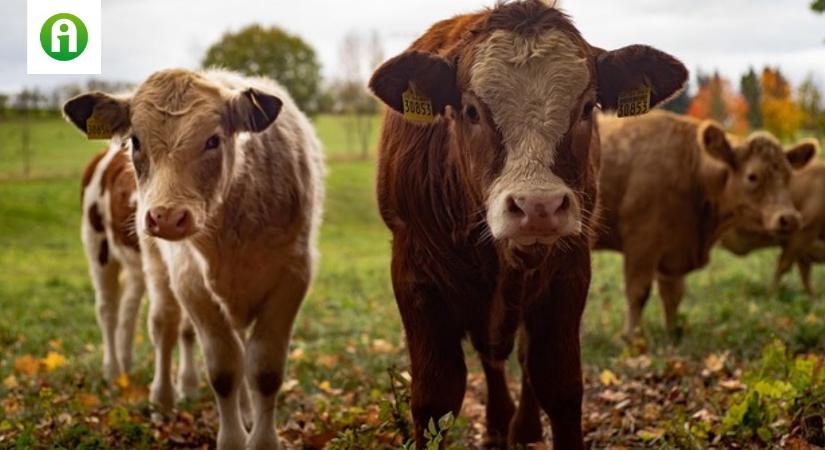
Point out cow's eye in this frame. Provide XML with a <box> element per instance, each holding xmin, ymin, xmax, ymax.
<box><xmin>747</xmin><ymin>173</ymin><xmax>759</xmax><ymax>184</ymax></box>
<box><xmin>465</xmin><ymin>105</ymin><xmax>480</xmax><ymax>124</ymax></box>
<box><xmin>131</xmin><ymin>136</ymin><xmax>141</xmax><ymax>153</ymax></box>
<box><xmin>205</xmin><ymin>135</ymin><xmax>221</xmax><ymax>151</ymax></box>
<box><xmin>581</xmin><ymin>101</ymin><xmax>595</xmax><ymax>120</ymax></box>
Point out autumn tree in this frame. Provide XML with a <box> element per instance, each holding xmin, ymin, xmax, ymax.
<box><xmin>740</xmin><ymin>67</ymin><xmax>762</xmax><ymax>129</ymax></box>
<box><xmin>202</xmin><ymin>25</ymin><xmax>322</xmax><ymax>114</ymax></box>
<box><xmin>761</xmin><ymin>67</ymin><xmax>804</xmax><ymax>141</ymax></box>
<box><xmin>687</xmin><ymin>72</ymin><xmax>749</xmax><ymax>133</ymax></box>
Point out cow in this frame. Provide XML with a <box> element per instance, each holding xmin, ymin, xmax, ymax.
<box><xmin>368</xmin><ymin>1</ymin><xmax>688</xmax><ymax>448</ymax></box>
<box><xmin>80</xmin><ymin>141</ymin><xmax>198</xmax><ymax>401</ymax></box>
<box><xmin>595</xmin><ymin>110</ymin><xmax>817</xmax><ymax>339</ymax></box>
<box><xmin>720</xmin><ymin>141</ymin><xmax>824</xmax><ymax>295</ymax></box>
<box><xmin>65</xmin><ymin>68</ymin><xmax>324</xmax><ymax>450</ymax></box>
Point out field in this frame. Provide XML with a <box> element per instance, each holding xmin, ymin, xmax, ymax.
<box><xmin>1</xmin><ymin>116</ymin><xmax>824</xmax><ymax>449</ymax></box>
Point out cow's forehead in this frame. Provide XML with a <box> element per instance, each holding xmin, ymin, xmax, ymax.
<box><xmin>469</xmin><ymin>28</ymin><xmax>590</xmax><ymax>164</ymax></box>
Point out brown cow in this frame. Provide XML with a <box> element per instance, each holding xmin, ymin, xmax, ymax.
<box><xmin>81</xmin><ymin>141</ymin><xmax>198</xmax><ymax>398</ymax></box>
<box><xmin>368</xmin><ymin>1</ymin><xmax>687</xmax><ymax>448</ymax></box>
<box><xmin>66</xmin><ymin>69</ymin><xmax>324</xmax><ymax>450</ymax></box>
<box><xmin>720</xmin><ymin>143</ymin><xmax>824</xmax><ymax>294</ymax></box>
<box><xmin>596</xmin><ymin>111</ymin><xmax>817</xmax><ymax>338</ymax></box>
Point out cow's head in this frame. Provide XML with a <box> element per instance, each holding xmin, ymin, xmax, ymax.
<box><xmin>369</xmin><ymin>0</ymin><xmax>687</xmax><ymax>248</ymax></box>
<box><xmin>63</xmin><ymin>69</ymin><xmax>282</xmax><ymax>241</ymax></box>
<box><xmin>699</xmin><ymin>123</ymin><xmax>818</xmax><ymax>236</ymax></box>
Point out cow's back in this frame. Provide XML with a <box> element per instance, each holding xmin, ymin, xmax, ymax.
<box><xmin>595</xmin><ymin>111</ymin><xmax>705</xmax><ymax>254</ymax></box>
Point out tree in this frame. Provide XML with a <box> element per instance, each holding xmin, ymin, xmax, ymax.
<box><xmin>202</xmin><ymin>25</ymin><xmax>322</xmax><ymax>114</ymax></box>
<box><xmin>335</xmin><ymin>30</ymin><xmax>383</xmax><ymax>159</ymax></box>
<box><xmin>740</xmin><ymin>67</ymin><xmax>762</xmax><ymax>129</ymax></box>
<box><xmin>761</xmin><ymin>67</ymin><xmax>804</xmax><ymax>141</ymax></box>
<box><xmin>813</xmin><ymin>0</ymin><xmax>825</xmax><ymax>13</ymax></box>
<box><xmin>687</xmin><ymin>72</ymin><xmax>749</xmax><ymax>133</ymax></box>
<box><xmin>797</xmin><ymin>74</ymin><xmax>824</xmax><ymax>136</ymax></box>
<box><xmin>0</xmin><ymin>94</ymin><xmax>8</xmax><ymax>118</ymax></box>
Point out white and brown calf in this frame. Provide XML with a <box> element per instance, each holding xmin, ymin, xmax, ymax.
<box><xmin>66</xmin><ymin>69</ymin><xmax>324</xmax><ymax>450</ymax></box>
<box><xmin>80</xmin><ymin>141</ymin><xmax>198</xmax><ymax>397</ymax></box>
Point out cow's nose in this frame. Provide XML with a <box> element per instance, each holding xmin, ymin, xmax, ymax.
<box><xmin>776</xmin><ymin>212</ymin><xmax>800</xmax><ymax>235</ymax></box>
<box><xmin>145</xmin><ymin>207</ymin><xmax>193</xmax><ymax>240</ymax></box>
<box><xmin>505</xmin><ymin>192</ymin><xmax>571</xmax><ymax>236</ymax></box>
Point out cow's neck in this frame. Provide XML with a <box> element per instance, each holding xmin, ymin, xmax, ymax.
<box><xmin>696</xmin><ymin>154</ymin><xmax>737</xmax><ymax>248</ymax></box>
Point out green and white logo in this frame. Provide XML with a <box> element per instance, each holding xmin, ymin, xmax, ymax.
<box><xmin>39</xmin><ymin>13</ymin><xmax>88</xmax><ymax>61</ymax></box>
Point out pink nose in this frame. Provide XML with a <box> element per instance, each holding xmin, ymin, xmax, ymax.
<box><xmin>505</xmin><ymin>192</ymin><xmax>571</xmax><ymax>236</ymax></box>
<box><xmin>145</xmin><ymin>207</ymin><xmax>193</xmax><ymax>240</ymax></box>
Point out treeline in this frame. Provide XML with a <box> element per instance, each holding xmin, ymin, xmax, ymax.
<box><xmin>664</xmin><ymin>67</ymin><xmax>825</xmax><ymax>140</ymax></box>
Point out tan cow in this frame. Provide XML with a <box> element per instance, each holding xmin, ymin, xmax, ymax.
<box><xmin>720</xmin><ymin>146</ymin><xmax>825</xmax><ymax>294</ymax></box>
<box><xmin>80</xmin><ymin>141</ymin><xmax>198</xmax><ymax>398</ymax></box>
<box><xmin>596</xmin><ymin>110</ymin><xmax>817</xmax><ymax>338</ymax></box>
<box><xmin>65</xmin><ymin>69</ymin><xmax>324</xmax><ymax>450</ymax></box>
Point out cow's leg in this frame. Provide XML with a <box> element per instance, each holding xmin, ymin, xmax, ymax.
<box><xmin>146</xmin><ymin>265</ymin><xmax>181</xmax><ymax>410</ymax></box>
<box><xmin>522</xmin><ymin>251</ymin><xmax>589</xmax><ymax>450</ymax></box>
<box><xmin>479</xmin><ymin>359</ymin><xmax>515</xmax><ymax>448</ymax></box>
<box><xmin>623</xmin><ymin>256</ymin><xmax>656</xmax><ymax>338</ymax></box>
<box><xmin>508</xmin><ymin>330</ymin><xmax>543</xmax><ymax>448</ymax></box>
<box><xmin>245</xmin><ymin>270</ymin><xmax>307</xmax><ymax>450</ymax></box>
<box><xmin>396</xmin><ymin>283</ymin><xmax>466</xmax><ymax>449</ymax></box>
<box><xmin>177</xmin><ymin>315</ymin><xmax>199</xmax><ymax>400</ymax></box>
<box><xmin>89</xmin><ymin>255</ymin><xmax>122</xmax><ymax>381</ymax></box>
<box><xmin>773</xmin><ymin>246</ymin><xmax>796</xmax><ymax>293</ymax></box>
<box><xmin>115</xmin><ymin>266</ymin><xmax>145</xmax><ymax>374</ymax></box>
<box><xmin>179</xmin><ymin>287</ymin><xmax>247</xmax><ymax>450</ymax></box>
<box><xmin>798</xmin><ymin>260</ymin><xmax>814</xmax><ymax>296</ymax></box>
<box><xmin>657</xmin><ymin>274</ymin><xmax>686</xmax><ymax>340</ymax></box>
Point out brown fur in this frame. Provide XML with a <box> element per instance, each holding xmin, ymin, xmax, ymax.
<box><xmin>595</xmin><ymin>110</ymin><xmax>812</xmax><ymax>337</ymax></box>
<box><xmin>370</xmin><ymin>2</ymin><xmax>687</xmax><ymax>448</ymax></box>
<box><xmin>721</xmin><ymin>157</ymin><xmax>825</xmax><ymax>294</ymax></box>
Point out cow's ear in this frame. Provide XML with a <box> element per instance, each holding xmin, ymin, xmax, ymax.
<box><xmin>595</xmin><ymin>45</ymin><xmax>688</xmax><ymax>111</ymax></box>
<box><xmin>699</xmin><ymin>121</ymin><xmax>737</xmax><ymax>168</ymax></box>
<box><xmin>785</xmin><ymin>138</ymin><xmax>819</xmax><ymax>169</ymax></box>
<box><xmin>228</xmin><ymin>88</ymin><xmax>283</xmax><ymax>133</ymax></box>
<box><xmin>63</xmin><ymin>92</ymin><xmax>130</xmax><ymax>138</ymax></box>
<box><xmin>368</xmin><ymin>50</ymin><xmax>460</xmax><ymax>119</ymax></box>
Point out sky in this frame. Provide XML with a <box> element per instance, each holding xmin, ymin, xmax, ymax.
<box><xmin>1</xmin><ymin>0</ymin><xmax>824</xmax><ymax>95</ymax></box>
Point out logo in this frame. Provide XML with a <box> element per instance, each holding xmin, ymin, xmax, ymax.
<box><xmin>27</xmin><ymin>0</ymin><xmax>101</xmax><ymax>75</ymax></box>
<box><xmin>40</xmin><ymin>13</ymin><xmax>88</xmax><ymax>61</ymax></box>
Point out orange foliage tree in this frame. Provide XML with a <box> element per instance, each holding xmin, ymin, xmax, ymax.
<box><xmin>761</xmin><ymin>67</ymin><xmax>804</xmax><ymax>141</ymax></box>
<box><xmin>687</xmin><ymin>72</ymin><xmax>749</xmax><ymax>133</ymax></box>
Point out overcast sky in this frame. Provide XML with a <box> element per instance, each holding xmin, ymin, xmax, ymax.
<box><xmin>2</xmin><ymin>0</ymin><xmax>824</xmax><ymax>95</ymax></box>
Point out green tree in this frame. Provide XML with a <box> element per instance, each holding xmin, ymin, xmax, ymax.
<box><xmin>813</xmin><ymin>0</ymin><xmax>825</xmax><ymax>13</ymax></box>
<box><xmin>661</xmin><ymin>87</ymin><xmax>690</xmax><ymax>114</ymax></box>
<box><xmin>202</xmin><ymin>25</ymin><xmax>322</xmax><ymax>114</ymax></box>
<box><xmin>740</xmin><ymin>67</ymin><xmax>763</xmax><ymax>129</ymax></box>
<box><xmin>797</xmin><ymin>74</ymin><xmax>824</xmax><ymax>136</ymax></box>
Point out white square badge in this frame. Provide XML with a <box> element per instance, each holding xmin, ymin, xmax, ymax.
<box><xmin>27</xmin><ymin>0</ymin><xmax>102</xmax><ymax>74</ymax></box>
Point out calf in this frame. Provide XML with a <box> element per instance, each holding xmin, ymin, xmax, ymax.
<box><xmin>81</xmin><ymin>142</ymin><xmax>198</xmax><ymax>401</ymax></box>
<box><xmin>65</xmin><ymin>69</ymin><xmax>324</xmax><ymax>450</ymax></box>
<box><xmin>595</xmin><ymin>111</ymin><xmax>816</xmax><ymax>337</ymax></box>
<box><xmin>368</xmin><ymin>1</ymin><xmax>687</xmax><ymax>448</ymax></box>
<box><xmin>720</xmin><ymin>142</ymin><xmax>824</xmax><ymax>294</ymax></box>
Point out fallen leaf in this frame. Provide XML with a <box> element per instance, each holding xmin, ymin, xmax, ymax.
<box><xmin>288</xmin><ymin>347</ymin><xmax>305</xmax><ymax>361</ymax></box>
<box><xmin>3</xmin><ymin>375</ymin><xmax>18</xmax><ymax>389</ymax></box>
<box><xmin>42</xmin><ymin>351</ymin><xmax>66</xmax><ymax>372</ymax></box>
<box><xmin>636</xmin><ymin>427</ymin><xmax>666</xmax><ymax>441</ymax></box>
<box><xmin>371</xmin><ymin>339</ymin><xmax>395</xmax><ymax>353</ymax></box>
<box><xmin>48</xmin><ymin>339</ymin><xmax>62</xmax><ymax>349</ymax></box>
<box><xmin>317</xmin><ymin>354</ymin><xmax>339</xmax><ymax>368</ymax></box>
<box><xmin>115</xmin><ymin>373</ymin><xmax>130</xmax><ymax>389</ymax></box>
<box><xmin>77</xmin><ymin>393</ymin><xmax>100</xmax><ymax>409</ymax></box>
<box><xmin>600</xmin><ymin>369</ymin><xmax>621</xmax><ymax>386</ymax></box>
<box><xmin>704</xmin><ymin>353</ymin><xmax>727</xmax><ymax>373</ymax></box>
<box><xmin>14</xmin><ymin>354</ymin><xmax>39</xmax><ymax>377</ymax></box>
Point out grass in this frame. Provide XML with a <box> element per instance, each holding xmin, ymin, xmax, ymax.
<box><xmin>1</xmin><ymin>116</ymin><xmax>824</xmax><ymax>449</ymax></box>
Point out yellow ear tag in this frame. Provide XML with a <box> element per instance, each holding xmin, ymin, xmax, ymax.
<box><xmin>86</xmin><ymin>115</ymin><xmax>113</xmax><ymax>140</ymax></box>
<box><xmin>617</xmin><ymin>85</ymin><xmax>651</xmax><ymax>118</ymax></box>
<box><xmin>402</xmin><ymin>89</ymin><xmax>434</xmax><ymax>124</ymax></box>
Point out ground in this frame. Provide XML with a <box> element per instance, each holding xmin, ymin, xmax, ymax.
<box><xmin>1</xmin><ymin>115</ymin><xmax>824</xmax><ymax>449</ymax></box>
